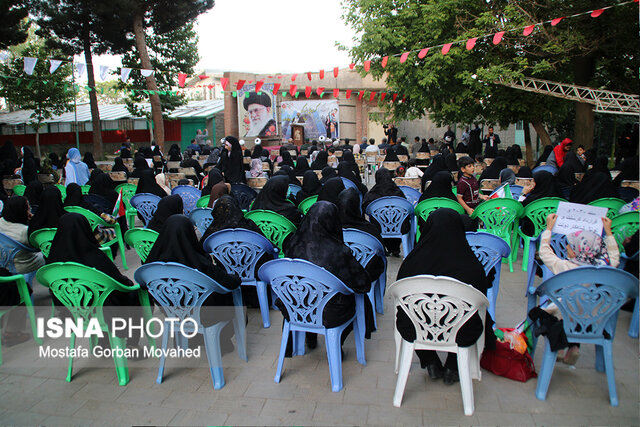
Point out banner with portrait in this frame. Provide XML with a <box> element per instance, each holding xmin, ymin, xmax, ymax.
<box><xmin>280</xmin><ymin>100</ymin><xmax>339</xmax><ymax>141</ymax></box>
<box><xmin>237</xmin><ymin>84</ymin><xmax>278</xmax><ymax>138</ymax></box>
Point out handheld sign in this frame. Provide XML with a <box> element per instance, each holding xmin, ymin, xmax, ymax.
<box><xmin>552</xmin><ymin>201</ymin><xmax>608</xmax><ymax>236</ymax></box>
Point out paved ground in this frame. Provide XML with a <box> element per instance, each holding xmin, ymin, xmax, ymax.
<box><xmin>0</xmin><ymin>244</ymin><xmax>638</xmax><ymax>426</ymax></box>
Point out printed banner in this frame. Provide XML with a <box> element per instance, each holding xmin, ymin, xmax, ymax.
<box><xmin>237</xmin><ymin>84</ymin><xmax>278</xmax><ymax>138</ymax></box>
<box><xmin>280</xmin><ymin>99</ymin><xmax>340</xmax><ymax>140</ymax></box>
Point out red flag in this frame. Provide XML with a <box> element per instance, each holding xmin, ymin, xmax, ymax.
<box><xmin>441</xmin><ymin>43</ymin><xmax>452</xmax><ymax>55</ymax></box>
<box><xmin>349</xmin><ymin>63</ymin><xmax>355</xmax><ymax>69</ymax></box>
<box><xmin>289</xmin><ymin>84</ymin><xmax>297</xmax><ymax>96</ymax></box>
<box><xmin>400</xmin><ymin>52</ymin><xmax>410</xmax><ymax>63</ymax></box>
<box><xmin>305</xmin><ymin>86</ymin><xmax>312</xmax><ymax>98</ymax></box>
<box><xmin>291</xmin><ymin>73</ymin><xmax>298</xmax><ymax>81</ymax></box>
<box><xmin>316</xmin><ymin>87</ymin><xmax>324</xmax><ymax>96</ymax></box>
<box><xmin>401</xmin><ymin>96</ymin><xmax>406</xmax><ymax>103</ymax></box>
<box><xmin>346</xmin><ymin>89</ymin><xmax>352</xmax><ymax>99</ymax></box>
<box><xmin>319</xmin><ymin>69</ymin><xmax>325</xmax><ymax>79</ymax></box>
<box><xmin>591</xmin><ymin>9</ymin><xmax>604</xmax><ymax>18</ymax></box>
<box><xmin>380</xmin><ymin>92</ymin><xmax>386</xmax><ymax>102</ymax></box>
<box><xmin>551</xmin><ymin>17</ymin><xmax>564</xmax><ymax>26</ymax></box>
<box><xmin>369</xmin><ymin>92</ymin><xmax>376</xmax><ymax>102</ymax></box>
<box><xmin>333</xmin><ymin>88</ymin><xmax>339</xmax><ymax>98</ymax></box>
<box><xmin>418</xmin><ymin>48</ymin><xmax>429</xmax><ymax>59</ymax></box>
<box><xmin>248</xmin><ymin>80</ymin><xmax>253</xmax><ymax>84</ymax></box>
<box><xmin>392</xmin><ymin>93</ymin><xmax>398</xmax><ymax>102</ymax></box>
<box><xmin>333</xmin><ymin>67</ymin><xmax>339</xmax><ymax>78</ymax></box>
<box><xmin>236</xmin><ymin>79</ymin><xmax>246</xmax><ymax>90</ymax></box>
<box><xmin>178</xmin><ymin>73</ymin><xmax>187</xmax><ymax>88</ymax></box>
<box><xmin>364</xmin><ymin>60</ymin><xmax>371</xmax><ymax>72</ymax></box>
<box><xmin>277</xmin><ymin>75</ymin><xmax>283</xmax><ymax>79</ymax></box>
<box><xmin>198</xmin><ymin>74</ymin><xmax>207</xmax><ymax>80</ymax></box>
<box><xmin>272</xmin><ymin>83</ymin><xmax>281</xmax><ymax>95</ymax></box>
<box><xmin>207</xmin><ymin>85</ymin><xmax>213</xmax><ymax>89</ymax></box>
<box><xmin>381</xmin><ymin>56</ymin><xmax>388</xmax><ymax>68</ymax></box>
<box><xmin>358</xmin><ymin>91</ymin><xmax>364</xmax><ymax>101</ymax></box>
<box><xmin>255</xmin><ymin>80</ymin><xmax>264</xmax><ymax>92</ymax></box>
<box><xmin>220</xmin><ymin>77</ymin><xmax>229</xmax><ymax>91</ymax></box>
<box><xmin>466</xmin><ymin>38</ymin><xmax>477</xmax><ymax>50</ymax></box>
<box><xmin>523</xmin><ymin>25</ymin><xmax>535</xmax><ymax>36</ymax></box>
<box><xmin>492</xmin><ymin>31</ymin><xmax>505</xmax><ymax>45</ymax></box>
<box><xmin>307</xmin><ymin>72</ymin><xmax>312</xmax><ymax>80</ymax></box>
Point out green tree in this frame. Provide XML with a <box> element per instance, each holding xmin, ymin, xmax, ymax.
<box><xmin>0</xmin><ymin>39</ymin><xmax>76</xmax><ymax>158</ymax></box>
<box><xmin>0</xmin><ymin>0</ymin><xmax>29</xmax><ymax>49</ymax></box>
<box><xmin>117</xmin><ymin>22</ymin><xmax>199</xmax><ymax>122</ymax></box>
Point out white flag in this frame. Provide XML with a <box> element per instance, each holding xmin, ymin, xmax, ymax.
<box><xmin>49</xmin><ymin>59</ymin><xmax>62</xmax><ymax>74</ymax></box>
<box><xmin>23</xmin><ymin>57</ymin><xmax>37</xmax><ymax>75</ymax></box>
<box><xmin>99</xmin><ymin>65</ymin><xmax>110</xmax><ymax>81</ymax></box>
<box><xmin>75</xmin><ymin>62</ymin><xmax>86</xmax><ymax>78</ymax></box>
<box><xmin>140</xmin><ymin>69</ymin><xmax>154</xmax><ymax>77</ymax></box>
<box><xmin>120</xmin><ymin>67</ymin><xmax>131</xmax><ymax>83</ymax></box>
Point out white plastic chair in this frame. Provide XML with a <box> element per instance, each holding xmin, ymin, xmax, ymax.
<box><xmin>389</xmin><ymin>274</ymin><xmax>488</xmax><ymax>416</ymax></box>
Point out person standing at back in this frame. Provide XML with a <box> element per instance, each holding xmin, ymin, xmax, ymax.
<box><xmin>64</xmin><ymin>148</ymin><xmax>90</xmax><ymax>186</ymax></box>
<box><xmin>482</xmin><ymin>126</ymin><xmax>501</xmax><ymax>158</ymax></box>
<box><xmin>384</xmin><ymin>123</ymin><xmax>398</xmax><ymax>144</ymax></box>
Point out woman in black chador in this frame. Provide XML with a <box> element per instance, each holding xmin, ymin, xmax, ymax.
<box><xmin>250</xmin><ymin>175</ymin><xmax>301</xmax><ymax>227</ymax></box>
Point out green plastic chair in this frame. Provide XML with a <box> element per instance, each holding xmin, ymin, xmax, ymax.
<box><xmin>196</xmin><ymin>195</ymin><xmax>211</xmax><ymax>208</ymax></box>
<box><xmin>12</xmin><ymin>184</ymin><xmax>26</xmax><ymax>196</ymax></box>
<box><xmin>115</xmin><ymin>183</ymin><xmax>138</xmax><ymax>228</ymax></box>
<box><xmin>28</xmin><ymin>228</ymin><xmax>58</xmax><ymax>258</ymax></box>
<box><xmin>64</xmin><ymin>206</ymin><xmax>128</xmax><ymax>270</ymax></box>
<box><xmin>36</xmin><ymin>262</ymin><xmax>153</xmax><ymax>386</ymax></box>
<box><xmin>298</xmin><ymin>195</ymin><xmax>319</xmax><ymax>215</ymax></box>
<box><xmin>588</xmin><ymin>198</ymin><xmax>626</xmax><ymax>220</ymax></box>
<box><xmin>611</xmin><ymin>211</ymin><xmax>640</xmax><ymax>253</ymax></box>
<box><xmin>517</xmin><ymin>197</ymin><xmax>565</xmax><ymax>272</ymax></box>
<box><xmin>245</xmin><ymin>210</ymin><xmax>297</xmax><ymax>256</ymax></box>
<box><xmin>0</xmin><ymin>273</ymin><xmax>41</xmax><ymax>365</ymax></box>
<box><xmin>55</xmin><ymin>184</ymin><xmax>67</xmax><ymax>201</ymax></box>
<box><xmin>471</xmin><ymin>198</ymin><xmax>524</xmax><ymax>273</ymax></box>
<box><xmin>414</xmin><ymin>198</ymin><xmax>464</xmax><ymax>242</ymax></box>
<box><xmin>80</xmin><ymin>185</ymin><xmax>91</xmax><ymax>195</ymax></box>
<box><xmin>124</xmin><ymin>228</ymin><xmax>159</xmax><ymax>263</ymax></box>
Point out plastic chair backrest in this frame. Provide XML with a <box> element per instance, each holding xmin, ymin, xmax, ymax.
<box><xmin>548</xmin><ymin>232</ymin><xmax>568</xmax><ymax>259</ymax></box>
<box><xmin>258</xmin><ymin>258</ymin><xmax>353</xmax><ymax>329</ymax></box>
<box><xmin>0</xmin><ymin>232</ymin><xmax>35</xmax><ymax>274</ymax></box>
<box><xmin>343</xmin><ymin>228</ymin><xmax>385</xmax><ymax>267</ymax></box>
<box><xmin>510</xmin><ymin>185</ymin><xmax>524</xmax><ymax>200</ymax></box>
<box><xmin>196</xmin><ymin>195</ymin><xmax>210</xmax><ymax>208</ymax></box>
<box><xmin>388</xmin><ymin>274</ymin><xmax>488</xmax><ymax>347</ymax></box>
<box><xmin>611</xmin><ymin>211</ymin><xmax>640</xmax><ymax>252</ymax></box>
<box><xmin>28</xmin><ymin>228</ymin><xmax>57</xmax><ymax>258</ymax></box>
<box><xmin>230</xmin><ymin>184</ymin><xmax>258</xmax><ymax>211</ymax></box>
<box><xmin>244</xmin><ymin>210</ymin><xmax>296</xmax><ymax>252</ymax></box>
<box><xmin>189</xmin><ymin>208</ymin><xmax>214</xmax><ymax>235</ymax></box>
<box><xmin>414</xmin><ymin>198</ymin><xmax>464</xmax><ymax>223</ymax></box>
<box><xmin>36</xmin><ymin>262</ymin><xmax>138</xmax><ymax>322</ymax></box>
<box><xmin>365</xmin><ymin>196</ymin><xmax>414</xmax><ymax>237</ymax></box>
<box><xmin>123</xmin><ymin>228</ymin><xmax>159</xmax><ymax>262</ymax></box>
<box><xmin>115</xmin><ymin>183</ymin><xmax>136</xmax><ymax>208</ymax></box>
<box><xmin>203</xmin><ymin>229</ymin><xmax>275</xmax><ymax>281</ymax></box>
<box><xmin>532</xmin><ymin>165</ymin><xmax>558</xmax><ymax>175</ymax></box>
<box><xmin>83</xmin><ymin>193</ymin><xmax>113</xmax><ymax>214</ymax></box>
<box><xmin>521</xmin><ymin>197</ymin><xmax>565</xmax><ymax>238</ymax></box>
<box><xmin>341</xmin><ymin>177</ymin><xmax>359</xmax><ymax>192</ymax></box>
<box><xmin>588</xmin><ymin>198</ymin><xmax>626</xmax><ymax>220</ymax></box>
<box><xmin>470</xmin><ymin>198</ymin><xmax>524</xmax><ymax>236</ymax></box>
<box><xmin>12</xmin><ymin>184</ymin><xmax>25</xmax><ymax>196</ymax></box>
<box><xmin>129</xmin><ymin>193</ymin><xmax>161</xmax><ymax>226</ymax></box>
<box><xmin>55</xmin><ymin>184</ymin><xmax>67</xmax><ymax>201</ymax></box>
<box><xmin>465</xmin><ymin>231</ymin><xmax>510</xmax><ymax>276</ymax></box>
<box><xmin>534</xmin><ymin>266</ymin><xmax>638</xmax><ymax>340</ymax></box>
<box><xmin>398</xmin><ymin>186</ymin><xmax>421</xmax><ymax>207</ymax></box>
<box><xmin>288</xmin><ymin>184</ymin><xmax>302</xmax><ymax>198</ymax></box>
<box><xmin>80</xmin><ymin>185</ymin><xmax>91</xmax><ymax>195</ymax></box>
<box><xmin>134</xmin><ymin>261</ymin><xmax>231</xmax><ymax>325</ymax></box>
<box><xmin>171</xmin><ymin>185</ymin><xmax>201</xmax><ymax>216</ymax></box>
<box><xmin>298</xmin><ymin>195</ymin><xmax>318</xmax><ymax>214</ymax></box>
<box><xmin>64</xmin><ymin>206</ymin><xmax>107</xmax><ymax>230</ymax></box>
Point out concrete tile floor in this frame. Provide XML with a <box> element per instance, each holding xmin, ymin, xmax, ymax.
<box><xmin>0</xmin><ymin>244</ymin><xmax>637</xmax><ymax>426</ymax></box>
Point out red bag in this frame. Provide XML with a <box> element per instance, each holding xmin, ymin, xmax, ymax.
<box><xmin>480</xmin><ymin>339</ymin><xmax>537</xmax><ymax>382</ymax></box>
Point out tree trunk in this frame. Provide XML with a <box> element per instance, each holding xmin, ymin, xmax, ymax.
<box><xmin>83</xmin><ymin>28</ymin><xmax>103</xmax><ymax>158</ymax></box>
<box><xmin>523</xmin><ymin>122</ymin><xmax>533</xmax><ymax>168</ymax></box>
<box><xmin>572</xmin><ymin>55</ymin><xmax>596</xmax><ymax>149</ymax></box>
<box><xmin>133</xmin><ymin>13</ymin><xmax>164</xmax><ymax>152</ymax></box>
<box><xmin>35</xmin><ymin>125</ymin><xmax>41</xmax><ymax>159</ymax></box>
<box><xmin>531</xmin><ymin>118</ymin><xmax>552</xmax><ymax>164</ymax></box>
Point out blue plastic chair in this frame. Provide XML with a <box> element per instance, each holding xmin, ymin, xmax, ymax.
<box><xmin>288</xmin><ymin>184</ymin><xmax>302</xmax><ymax>198</ymax></box>
<box><xmin>465</xmin><ymin>231</ymin><xmax>510</xmax><ymax>322</ymax></box>
<box><xmin>340</xmin><ymin>178</ymin><xmax>363</xmax><ymax>204</ymax></box>
<box><xmin>510</xmin><ymin>185</ymin><xmax>523</xmax><ymax>200</ymax></box>
<box><xmin>258</xmin><ymin>258</ymin><xmax>366</xmax><ymax>392</ymax></box>
<box><xmin>532</xmin><ymin>165</ymin><xmax>558</xmax><ymax>175</ymax></box>
<box><xmin>398</xmin><ymin>185</ymin><xmax>421</xmax><ymax>207</ymax></box>
<box><xmin>83</xmin><ymin>193</ymin><xmax>114</xmax><ymax>214</ymax></box>
<box><xmin>0</xmin><ymin>232</ymin><xmax>38</xmax><ymax>284</ymax></box>
<box><xmin>343</xmin><ymin>228</ymin><xmax>387</xmax><ymax>322</ymax></box>
<box><xmin>230</xmin><ymin>184</ymin><xmax>258</xmax><ymax>211</ymax></box>
<box><xmin>203</xmin><ymin>229</ymin><xmax>277</xmax><ymax>328</ymax></box>
<box><xmin>189</xmin><ymin>208</ymin><xmax>214</xmax><ymax>236</ymax></box>
<box><xmin>171</xmin><ymin>185</ymin><xmax>201</xmax><ymax>216</ymax></box>
<box><xmin>134</xmin><ymin>262</ymin><xmax>247</xmax><ymax>390</ymax></box>
<box><xmin>365</xmin><ymin>196</ymin><xmax>415</xmax><ymax>258</ymax></box>
<box><xmin>525</xmin><ymin>232</ymin><xmax>568</xmax><ymax>316</ymax></box>
<box><xmin>533</xmin><ymin>266</ymin><xmax>638</xmax><ymax>406</ymax></box>
<box><xmin>129</xmin><ymin>193</ymin><xmax>162</xmax><ymax>227</ymax></box>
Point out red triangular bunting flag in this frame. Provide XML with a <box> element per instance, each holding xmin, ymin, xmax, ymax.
<box><xmin>364</xmin><ymin>60</ymin><xmax>371</xmax><ymax>72</ymax></box>
<box><xmin>333</xmin><ymin>67</ymin><xmax>339</xmax><ymax>78</ymax></box>
<box><xmin>316</xmin><ymin>87</ymin><xmax>324</xmax><ymax>96</ymax></box>
<box><xmin>198</xmin><ymin>74</ymin><xmax>207</xmax><ymax>80</ymax></box>
<box><xmin>551</xmin><ymin>17</ymin><xmax>564</xmax><ymax>26</ymax></box>
<box><xmin>381</xmin><ymin>56</ymin><xmax>388</xmax><ymax>68</ymax></box>
<box><xmin>333</xmin><ymin>88</ymin><xmax>339</xmax><ymax>98</ymax></box>
<box><xmin>492</xmin><ymin>31</ymin><xmax>505</xmax><ymax>45</ymax></box>
<box><xmin>418</xmin><ymin>48</ymin><xmax>429</xmax><ymax>58</ymax></box>
<box><xmin>380</xmin><ymin>92</ymin><xmax>386</xmax><ymax>102</ymax></box>
<box><xmin>358</xmin><ymin>91</ymin><xmax>365</xmax><ymax>101</ymax></box>
<box><xmin>523</xmin><ymin>25</ymin><xmax>535</xmax><ymax>36</ymax></box>
<box><xmin>349</xmin><ymin>63</ymin><xmax>355</xmax><ymax>69</ymax></box>
<box><xmin>400</xmin><ymin>52</ymin><xmax>410</xmax><ymax>63</ymax></box>
<box><xmin>207</xmin><ymin>85</ymin><xmax>213</xmax><ymax>89</ymax></box>
<box><xmin>277</xmin><ymin>75</ymin><xmax>283</xmax><ymax>79</ymax></box>
<box><xmin>291</xmin><ymin>73</ymin><xmax>298</xmax><ymax>81</ymax></box>
<box><xmin>305</xmin><ymin>86</ymin><xmax>312</xmax><ymax>98</ymax></box>
<box><xmin>236</xmin><ymin>80</ymin><xmax>246</xmax><ymax>90</ymax></box>
<box><xmin>591</xmin><ymin>9</ymin><xmax>604</xmax><ymax>18</ymax></box>
<box><xmin>248</xmin><ymin>80</ymin><xmax>253</xmax><ymax>84</ymax></box>
<box><xmin>441</xmin><ymin>43</ymin><xmax>452</xmax><ymax>55</ymax></box>
<box><xmin>346</xmin><ymin>89</ymin><xmax>352</xmax><ymax>99</ymax></box>
<box><xmin>289</xmin><ymin>85</ymin><xmax>297</xmax><ymax>96</ymax></box>
<box><xmin>255</xmin><ymin>80</ymin><xmax>264</xmax><ymax>92</ymax></box>
<box><xmin>319</xmin><ymin>69</ymin><xmax>325</xmax><ymax>79</ymax></box>
<box><xmin>307</xmin><ymin>72</ymin><xmax>312</xmax><ymax>80</ymax></box>
<box><xmin>272</xmin><ymin>83</ymin><xmax>281</xmax><ymax>95</ymax></box>
<box><xmin>392</xmin><ymin>93</ymin><xmax>398</xmax><ymax>102</ymax></box>
<box><xmin>369</xmin><ymin>92</ymin><xmax>376</xmax><ymax>102</ymax></box>
<box><xmin>401</xmin><ymin>96</ymin><xmax>406</xmax><ymax>103</ymax></box>
<box><xmin>220</xmin><ymin>77</ymin><xmax>229</xmax><ymax>91</ymax></box>
<box><xmin>466</xmin><ymin>38</ymin><xmax>477</xmax><ymax>50</ymax></box>
<box><xmin>178</xmin><ymin>73</ymin><xmax>188</xmax><ymax>88</ymax></box>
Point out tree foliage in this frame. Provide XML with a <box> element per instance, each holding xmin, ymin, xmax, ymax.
<box><xmin>0</xmin><ymin>0</ymin><xmax>29</xmax><ymax>49</ymax></box>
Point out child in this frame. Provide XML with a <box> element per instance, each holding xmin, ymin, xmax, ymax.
<box><xmin>456</xmin><ymin>156</ymin><xmax>487</xmax><ymax>215</ymax></box>
<box><xmin>405</xmin><ymin>159</ymin><xmax>424</xmax><ymax>179</ymax></box>
<box><xmin>539</xmin><ymin>213</ymin><xmax>619</xmax><ymax>364</ymax></box>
